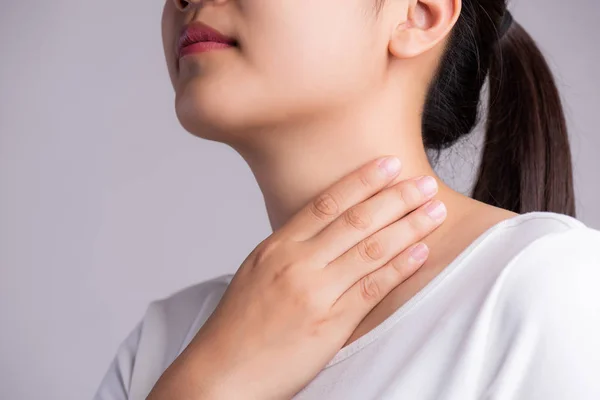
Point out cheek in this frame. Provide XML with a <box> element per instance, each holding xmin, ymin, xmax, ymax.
<box><xmin>246</xmin><ymin>10</ymin><xmax>383</xmax><ymax>111</ymax></box>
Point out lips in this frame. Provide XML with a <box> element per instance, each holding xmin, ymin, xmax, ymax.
<box><xmin>178</xmin><ymin>21</ymin><xmax>237</xmax><ymax>58</ymax></box>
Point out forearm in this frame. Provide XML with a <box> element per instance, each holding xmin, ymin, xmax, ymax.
<box><xmin>146</xmin><ymin>340</ymin><xmax>246</xmax><ymax>400</ymax></box>
<box><xmin>147</xmin><ymin>334</ymin><xmax>268</xmax><ymax>400</ymax></box>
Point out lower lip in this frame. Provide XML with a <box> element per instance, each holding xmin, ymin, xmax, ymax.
<box><xmin>179</xmin><ymin>42</ymin><xmax>234</xmax><ymax>57</ymax></box>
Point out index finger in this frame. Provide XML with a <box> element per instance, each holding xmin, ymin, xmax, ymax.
<box><xmin>279</xmin><ymin>156</ymin><xmax>403</xmax><ymax>242</ymax></box>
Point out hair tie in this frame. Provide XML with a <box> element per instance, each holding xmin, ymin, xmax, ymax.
<box><xmin>499</xmin><ymin>10</ymin><xmax>514</xmax><ymax>38</ymax></box>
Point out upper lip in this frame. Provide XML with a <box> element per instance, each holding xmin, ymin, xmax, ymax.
<box><xmin>177</xmin><ymin>21</ymin><xmax>237</xmax><ymax>56</ymax></box>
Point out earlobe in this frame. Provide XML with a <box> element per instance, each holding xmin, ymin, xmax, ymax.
<box><xmin>388</xmin><ymin>0</ymin><xmax>461</xmax><ymax>59</ymax></box>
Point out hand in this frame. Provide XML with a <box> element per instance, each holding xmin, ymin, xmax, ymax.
<box><xmin>148</xmin><ymin>156</ymin><xmax>446</xmax><ymax>400</ymax></box>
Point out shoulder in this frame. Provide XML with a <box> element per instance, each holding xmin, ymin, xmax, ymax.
<box><xmin>499</xmin><ymin>216</ymin><xmax>600</xmax><ymax>307</ymax></box>
<box><xmin>468</xmin><ymin>211</ymin><xmax>600</xmax><ymax>322</ymax></box>
<box><xmin>148</xmin><ymin>272</ymin><xmax>235</xmax><ymax>322</ymax></box>
<box><xmin>496</xmin><ymin>210</ymin><xmax>587</xmax><ymax>235</ymax></box>
<box><xmin>140</xmin><ymin>272</ymin><xmax>236</xmax><ymax>363</ymax></box>
<box><xmin>93</xmin><ymin>273</ymin><xmax>235</xmax><ymax>400</ymax></box>
<box><xmin>483</xmin><ymin>215</ymin><xmax>600</xmax><ymax>398</ymax></box>
<box><xmin>494</xmin><ymin>212</ymin><xmax>600</xmax><ymax>315</ymax></box>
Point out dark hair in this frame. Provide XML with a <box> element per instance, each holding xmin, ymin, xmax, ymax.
<box><xmin>421</xmin><ymin>1</ymin><xmax>576</xmax><ymax>216</ymax></box>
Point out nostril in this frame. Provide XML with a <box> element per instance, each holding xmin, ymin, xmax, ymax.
<box><xmin>177</xmin><ymin>0</ymin><xmax>189</xmax><ymax>10</ymax></box>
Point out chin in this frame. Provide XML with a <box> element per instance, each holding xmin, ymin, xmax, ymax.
<box><xmin>174</xmin><ymin>78</ymin><xmax>255</xmax><ymax>142</ymax></box>
<box><xmin>173</xmin><ymin>77</ymin><xmax>306</xmax><ymax>143</ymax></box>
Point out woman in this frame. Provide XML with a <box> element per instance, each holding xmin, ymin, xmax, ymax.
<box><xmin>95</xmin><ymin>0</ymin><xmax>600</xmax><ymax>399</ymax></box>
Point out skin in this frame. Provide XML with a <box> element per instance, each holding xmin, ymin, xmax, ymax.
<box><xmin>161</xmin><ymin>0</ymin><xmax>517</xmax><ymax>359</ymax></box>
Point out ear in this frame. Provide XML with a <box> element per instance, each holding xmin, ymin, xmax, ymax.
<box><xmin>389</xmin><ymin>0</ymin><xmax>461</xmax><ymax>59</ymax></box>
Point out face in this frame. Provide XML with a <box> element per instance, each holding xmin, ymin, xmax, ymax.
<box><xmin>162</xmin><ymin>0</ymin><xmax>397</xmax><ymax>143</ymax></box>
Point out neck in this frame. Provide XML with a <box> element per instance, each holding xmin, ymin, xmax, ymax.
<box><xmin>230</xmin><ymin>87</ymin><xmax>468</xmax><ymax>233</ymax></box>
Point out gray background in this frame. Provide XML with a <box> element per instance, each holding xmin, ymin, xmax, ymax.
<box><xmin>1</xmin><ymin>1</ymin><xmax>598</xmax><ymax>399</ymax></box>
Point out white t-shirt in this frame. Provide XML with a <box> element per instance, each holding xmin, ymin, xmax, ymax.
<box><xmin>94</xmin><ymin>211</ymin><xmax>600</xmax><ymax>400</ymax></box>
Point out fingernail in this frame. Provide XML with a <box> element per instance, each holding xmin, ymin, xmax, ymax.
<box><xmin>409</xmin><ymin>243</ymin><xmax>429</xmax><ymax>263</ymax></box>
<box><xmin>417</xmin><ymin>176</ymin><xmax>438</xmax><ymax>197</ymax></box>
<box><xmin>425</xmin><ymin>200</ymin><xmax>447</xmax><ymax>222</ymax></box>
<box><xmin>378</xmin><ymin>157</ymin><xmax>401</xmax><ymax>176</ymax></box>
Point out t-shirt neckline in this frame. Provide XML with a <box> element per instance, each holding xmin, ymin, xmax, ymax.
<box><xmin>322</xmin><ymin>211</ymin><xmax>567</xmax><ymax>369</ymax></box>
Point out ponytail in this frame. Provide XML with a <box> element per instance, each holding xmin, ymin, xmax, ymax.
<box><xmin>422</xmin><ymin>3</ymin><xmax>576</xmax><ymax>216</ymax></box>
<box><xmin>472</xmin><ymin>21</ymin><xmax>576</xmax><ymax>216</ymax></box>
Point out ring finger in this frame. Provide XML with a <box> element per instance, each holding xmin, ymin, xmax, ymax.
<box><xmin>322</xmin><ymin>199</ymin><xmax>447</xmax><ymax>298</ymax></box>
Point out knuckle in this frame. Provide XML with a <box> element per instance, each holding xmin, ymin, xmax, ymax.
<box><xmin>272</xmin><ymin>267</ymin><xmax>316</xmax><ymax>308</ymax></box>
<box><xmin>388</xmin><ymin>256</ymin><xmax>409</xmax><ymax>276</ymax></box>
<box><xmin>252</xmin><ymin>237</ymin><xmax>293</xmax><ymax>270</ymax></box>
<box><xmin>396</xmin><ymin>182</ymin><xmax>422</xmax><ymax>207</ymax></box>
<box><xmin>271</xmin><ymin>261</ymin><xmax>293</xmax><ymax>284</ymax></box>
<box><xmin>296</xmin><ymin>289</ymin><xmax>325</xmax><ymax>314</ymax></box>
<box><xmin>252</xmin><ymin>241</ymin><xmax>277</xmax><ymax>267</ymax></box>
<box><xmin>307</xmin><ymin>292</ymin><xmax>327</xmax><ymax>314</ymax></box>
<box><xmin>358</xmin><ymin>173</ymin><xmax>375</xmax><ymax>190</ymax></box>
<box><xmin>405</xmin><ymin>213</ymin><xmax>425</xmax><ymax>235</ymax></box>
<box><xmin>358</xmin><ymin>236</ymin><xmax>385</xmax><ymax>262</ymax></box>
<box><xmin>343</xmin><ymin>206</ymin><xmax>371</xmax><ymax>231</ymax></box>
<box><xmin>359</xmin><ymin>274</ymin><xmax>381</xmax><ymax>302</ymax></box>
<box><xmin>310</xmin><ymin>192</ymin><xmax>340</xmax><ymax>221</ymax></box>
<box><xmin>308</xmin><ymin>316</ymin><xmax>330</xmax><ymax>339</ymax></box>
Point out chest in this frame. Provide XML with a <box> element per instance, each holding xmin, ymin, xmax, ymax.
<box><xmin>293</xmin><ymin>295</ymin><xmax>512</xmax><ymax>400</ymax></box>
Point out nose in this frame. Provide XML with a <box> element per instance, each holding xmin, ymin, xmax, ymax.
<box><xmin>172</xmin><ymin>0</ymin><xmax>227</xmax><ymax>11</ymax></box>
<box><xmin>171</xmin><ymin>0</ymin><xmax>201</xmax><ymax>12</ymax></box>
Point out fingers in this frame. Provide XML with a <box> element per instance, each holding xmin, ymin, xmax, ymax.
<box><xmin>329</xmin><ymin>240</ymin><xmax>430</xmax><ymax>327</ymax></box>
<box><xmin>279</xmin><ymin>156</ymin><xmax>403</xmax><ymax>242</ymax></box>
<box><xmin>322</xmin><ymin>197</ymin><xmax>446</xmax><ymax>297</ymax></box>
<box><xmin>305</xmin><ymin>175</ymin><xmax>440</xmax><ymax>265</ymax></box>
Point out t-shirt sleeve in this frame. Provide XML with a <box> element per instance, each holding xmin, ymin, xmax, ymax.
<box><xmin>485</xmin><ymin>226</ymin><xmax>600</xmax><ymax>399</ymax></box>
<box><xmin>91</xmin><ymin>274</ymin><xmax>234</xmax><ymax>400</ymax></box>
<box><xmin>93</xmin><ymin>320</ymin><xmax>143</xmax><ymax>400</ymax></box>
